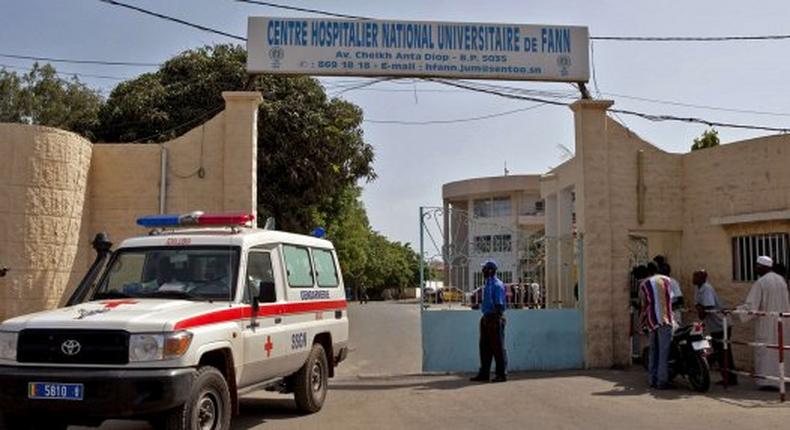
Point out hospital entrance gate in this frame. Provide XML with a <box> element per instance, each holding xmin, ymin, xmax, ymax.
<box><xmin>419</xmin><ymin>206</ymin><xmax>585</xmax><ymax>372</ymax></box>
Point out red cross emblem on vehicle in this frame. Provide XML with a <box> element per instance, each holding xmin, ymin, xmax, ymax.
<box><xmin>100</xmin><ymin>299</ymin><xmax>139</xmax><ymax>309</ymax></box>
<box><xmin>264</xmin><ymin>336</ymin><xmax>273</xmax><ymax>357</ymax></box>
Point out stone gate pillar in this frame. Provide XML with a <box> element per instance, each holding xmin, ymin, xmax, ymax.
<box><xmin>571</xmin><ymin>99</ymin><xmax>630</xmax><ymax>368</ymax></box>
<box><xmin>221</xmin><ymin>91</ymin><xmax>263</xmax><ymax>227</ymax></box>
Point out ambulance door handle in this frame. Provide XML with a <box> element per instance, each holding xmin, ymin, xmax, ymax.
<box><xmin>274</xmin><ymin>317</ymin><xmax>282</xmax><ymax>324</ymax></box>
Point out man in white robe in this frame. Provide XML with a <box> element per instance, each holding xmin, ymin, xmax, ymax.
<box><xmin>738</xmin><ymin>256</ymin><xmax>790</xmax><ymax>390</ymax></box>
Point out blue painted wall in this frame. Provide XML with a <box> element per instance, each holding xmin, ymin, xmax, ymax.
<box><xmin>422</xmin><ymin>309</ymin><xmax>584</xmax><ymax>372</ymax></box>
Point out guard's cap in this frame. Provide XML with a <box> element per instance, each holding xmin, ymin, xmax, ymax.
<box><xmin>481</xmin><ymin>259</ymin><xmax>498</xmax><ymax>271</ymax></box>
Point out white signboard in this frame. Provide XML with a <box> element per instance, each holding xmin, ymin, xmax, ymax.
<box><xmin>247</xmin><ymin>17</ymin><xmax>589</xmax><ymax>82</ymax></box>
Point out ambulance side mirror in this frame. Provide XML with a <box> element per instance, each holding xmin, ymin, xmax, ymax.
<box><xmin>258</xmin><ymin>281</ymin><xmax>276</xmax><ymax>304</ymax></box>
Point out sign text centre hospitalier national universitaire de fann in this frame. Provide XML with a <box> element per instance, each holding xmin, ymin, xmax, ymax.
<box><xmin>247</xmin><ymin>17</ymin><xmax>590</xmax><ymax>82</ymax></box>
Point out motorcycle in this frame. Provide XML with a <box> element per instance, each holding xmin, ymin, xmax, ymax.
<box><xmin>642</xmin><ymin>322</ymin><xmax>712</xmax><ymax>392</ymax></box>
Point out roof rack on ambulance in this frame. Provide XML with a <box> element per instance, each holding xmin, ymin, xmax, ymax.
<box><xmin>136</xmin><ymin>211</ymin><xmax>256</xmax><ymax>234</ymax></box>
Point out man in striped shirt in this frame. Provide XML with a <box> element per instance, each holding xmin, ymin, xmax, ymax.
<box><xmin>639</xmin><ymin>262</ymin><xmax>676</xmax><ymax>389</ymax></box>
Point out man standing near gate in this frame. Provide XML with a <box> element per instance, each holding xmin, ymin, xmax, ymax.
<box><xmin>639</xmin><ymin>262</ymin><xmax>675</xmax><ymax>389</ymax></box>
<box><xmin>471</xmin><ymin>260</ymin><xmax>508</xmax><ymax>383</ymax></box>
<box><xmin>738</xmin><ymin>256</ymin><xmax>790</xmax><ymax>390</ymax></box>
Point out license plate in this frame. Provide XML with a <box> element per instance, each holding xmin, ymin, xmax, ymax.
<box><xmin>692</xmin><ymin>340</ymin><xmax>711</xmax><ymax>351</ymax></box>
<box><xmin>28</xmin><ymin>382</ymin><xmax>84</xmax><ymax>400</ymax></box>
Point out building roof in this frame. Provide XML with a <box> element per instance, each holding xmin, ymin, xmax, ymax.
<box><xmin>442</xmin><ymin>174</ymin><xmax>541</xmax><ymax>200</ymax></box>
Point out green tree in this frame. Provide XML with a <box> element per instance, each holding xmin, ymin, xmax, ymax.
<box><xmin>95</xmin><ymin>44</ymin><xmax>375</xmax><ymax>233</ymax></box>
<box><xmin>321</xmin><ymin>187</ymin><xmax>371</xmax><ymax>292</ymax></box>
<box><xmin>361</xmin><ymin>231</ymin><xmax>421</xmax><ymax>298</ymax></box>
<box><xmin>0</xmin><ymin>64</ymin><xmax>102</xmax><ymax>139</ymax></box>
<box><xmin>691</xmin><ymin>128</ymin><xmax>720</xmax><ymax>151</ymax></box>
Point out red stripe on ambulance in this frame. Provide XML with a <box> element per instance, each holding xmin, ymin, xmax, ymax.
<box><xmin>174</xmin><ymin>300</ymin><xmax>347</xmax><ymax>330</ymax></box>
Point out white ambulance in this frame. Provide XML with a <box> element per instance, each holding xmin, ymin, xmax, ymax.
<box><xmin>0</xmin><ymin>212</ymin><xmax>349</xmax><ymax>430</ymax></box>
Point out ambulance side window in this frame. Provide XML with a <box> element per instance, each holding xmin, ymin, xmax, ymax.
<box><xmin>245</xmin><ymin>251</ymin><xmax>276</xmax><ymax>303</ymax></box>
<box><xmin>282</xmin><ymin>245</ymin><xmax>314</xmax><ymax>288</ymax></box>
<box><xmin>312</xmin><ymin>248</ymin><xmax>339</xmax><ymax>288</ymax></box>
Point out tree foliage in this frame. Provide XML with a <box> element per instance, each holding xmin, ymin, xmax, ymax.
<box><xmin>0</xmin><ymin>64</ymin><xmax>102</xmax><ymax>139</ymax></box>
<box><xmin>691</xmin><ymin>128</ymin><xmax>720</xmax><ymax>151</ymax></box>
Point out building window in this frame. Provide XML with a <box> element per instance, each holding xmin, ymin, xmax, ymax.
<box><xmin>535</xmin><ymin>200</ymin><xmax>545</xmax><ymax>213</ymax></box>
<box><xmin>492</xmin><ymin>234</ymin><xmax>512</xmax><ymax>253</ymax></box>
<box><xmin>473</xmin><ymin>197</ymin><xmax>511</xmax><ymax>218</ymax></box>
<box><xmin>732</xmin><ymin>233</ymin><xmax>789</xmax><ymax>282</ymax></box>
<box><xmin>474</xmin><ymin>235</ymin><xmax>492</xmax><ymax>253</ymax></box>
<box><xmin>473</xmin><ymin>199</ymin><xmax>491</xmax><ymax>218</ymax></box>
<box><xmin>492</xmin><ymin>197</ymin><xmax>511</xmax><ymax>217</ymax></box>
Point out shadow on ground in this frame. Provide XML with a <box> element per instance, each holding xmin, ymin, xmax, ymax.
<box><xmin>230</xmin><ymin>399</ymin><xmax>303</xmax><ymax>429</ymax></box>
<box><xmin>330</xmin><ymin>368</ymin><xmax>785</xmax><ymax>408</ymax></box>
<box><xmin>588</xmin><ymin>369</ymin><xmax>786</xmax><ymax>408</ymax></box>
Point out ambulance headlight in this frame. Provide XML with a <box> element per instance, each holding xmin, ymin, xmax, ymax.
<box><xmin>129</xmin><ymin>331</ymin><xmax>192</xmax><ymax>362</ymax></box>
<box><xmin>0</xmin><ymin>331</ymin><xmax>18</xmax><ymax>361</ymax></box>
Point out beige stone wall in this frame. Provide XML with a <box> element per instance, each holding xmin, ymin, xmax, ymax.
<box><xmin>562</xmin><ymin>100</ymin><xmax>790</xmax><ymax>370</ymax></box>
<box><xmin>681</xmin><ymin>135</ymin><xmax>790</xmax><ymax>368</ymax></box>
<box><xmin>1</xmin><ymin>92</ymin><xmax>262</xmax><ymax>321</ymax></box>
<box><xmin>0</xmin><ymin>124</ymin><xmax>92</xmax><ymax>321</ymax></box>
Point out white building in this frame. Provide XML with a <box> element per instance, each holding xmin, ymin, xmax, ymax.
<box><xmin>441</xmin><ymin>175</ymin><xmax>545</xmax><ymax>292</ymax></box>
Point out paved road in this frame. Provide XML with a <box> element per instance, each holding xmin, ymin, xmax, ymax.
<box><xmin>72</xmin><ymin>302</ymin><xmax>790</xmax><ymax>429</ymax></box>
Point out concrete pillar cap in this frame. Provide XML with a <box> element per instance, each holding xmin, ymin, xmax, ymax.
<box><xmin>569</xmin><ymin>99</ymin><xmax>614</xmax><ymax>112</ymax></box>
<box><xmin>222</xmin><ymin>91</ymin><xmax>264</xmax><ymax>104</ymax></box>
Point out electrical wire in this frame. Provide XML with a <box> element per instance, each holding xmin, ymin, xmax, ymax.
<box><xmin>98</xmin><ymin>0</ymin><xmax>246</xmax><ymax>41</ymax></box>
<box><xmin>0</xmin><ymin>63</ymin><xmax>131</xmax><ymax>81</ymax></box>
<box><xmin>429</xmin><ymin>79</ymin><xmax>790</xmax><ymax>133</ymax></box>
<box><xmin>440</xmin><ymin>78</ymin><xmax>790</xmax><ymax>119</ymax></box>
<box><xmin>587</xmin><ymin>41</ymin><xmax>631</xmax><ymax>129</ymax></box>
<box><xmin>591</xmin><ymin>34</ymin><xmax>790</xmax><ymax>42</ymax></box>
<box><xmin>600</xmin><ymin>92</ymin><xmax>790</xmax><ymax>118</ymax></box>
<box><xmin>233</xmin><ymin>0</ymin><xmax>790</xmax><ymax>44</ymax></box>
<box><xmin>235</xmin><ymin>0</ymin><xmax>370</xmax><ymax>20</ymax></box>
<box><xmin>364</xmin><ymin>103</ymin><xmax>546</xmax><ymax>125</ymax></box>
<box><xmin>0</xmin><ymin>52</ymin><xmax>159</xmax><ymax>67</ymax></box>
<box><xmin>330</xmin><ymin>77</ymin><xmax>395</xmax><ymax>96</ymax></box>
<box><xmin>132</xmin><ymin>104</ymin><xmax>225</xmax><ymax>143</ymax></box>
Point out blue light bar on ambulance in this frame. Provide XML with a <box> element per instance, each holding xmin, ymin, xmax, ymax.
<box><xmin>136</xmin><ymin>212</ymin><xmax>255</xmax><ymax>228</ymax></box>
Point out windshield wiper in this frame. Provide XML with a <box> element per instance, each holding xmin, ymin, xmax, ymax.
<box><xmin>92</xmin><ymin>291</ymin><xmax>133</xmax><ymax>300</ymax></box>
<box><xmin>142</xmin><ymin>290</ymin><xmax>204</xmax><ymax>301</ymax></box>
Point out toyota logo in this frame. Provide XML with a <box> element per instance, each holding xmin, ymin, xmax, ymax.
<box><xmin>61</xmin><ymin>339</ymin><xmax>82</xmax><ymax>356</ymax></box>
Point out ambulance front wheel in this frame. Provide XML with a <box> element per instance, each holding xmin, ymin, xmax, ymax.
<box><xmin>293</xmin><ymin>343</ymin><xmax>328</xmax><ymax>414</ymax></box>
<box><xmin>158</xmin><ymin>366</ymin><xmax>231</xmax><ymax>430</ymax></box>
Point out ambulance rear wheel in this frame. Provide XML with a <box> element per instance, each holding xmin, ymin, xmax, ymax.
<box><xmin>293</xmin><ymin>343</ymin><xmax>328</xmax><ymax>414</ymax></box>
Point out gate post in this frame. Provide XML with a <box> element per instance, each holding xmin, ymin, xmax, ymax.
<box><xmin>419</xmin><ymin>206</ymin><xmax>425</xmax><ymax>308</ymax></box>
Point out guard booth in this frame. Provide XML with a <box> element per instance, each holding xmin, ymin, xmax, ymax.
<box><xmin>419</xmin><ymin>205</ymin><xmax>584</xmax><ymax>371</ymax></box>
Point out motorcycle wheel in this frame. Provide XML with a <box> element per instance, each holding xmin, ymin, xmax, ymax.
<box><xmin>687</xmin><ymin>353</ymin><xmax>711</xmax><ymax>393</ymax></box>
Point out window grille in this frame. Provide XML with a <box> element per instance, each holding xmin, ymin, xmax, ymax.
<box><xmin>732</xmin><ymin>233</ymin><xmax>789</xmax><ymax>282</ymax></box>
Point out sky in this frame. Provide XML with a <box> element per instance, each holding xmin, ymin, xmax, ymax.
<box><xmin>2</xmin><ymin>0</ymin><xmax>789</xmax><ymax>248</ymax></box>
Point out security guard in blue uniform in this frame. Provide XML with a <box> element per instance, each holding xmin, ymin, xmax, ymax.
<box><xmin>470</xmin><ymin>260</ymin><xmax>508</xmax><ymax>383</ymax></box>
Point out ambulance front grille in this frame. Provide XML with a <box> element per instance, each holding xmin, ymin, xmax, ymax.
<box><xmin>17</xmin><ymin>329</ymin><xmax>129</xmax><ymax>365</ymax></box>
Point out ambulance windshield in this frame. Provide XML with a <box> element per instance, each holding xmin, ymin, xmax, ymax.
<box><xmin>93</xmin><ymin>246</ymin><xmax>240</xmax><ymax>302</ymax></box>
